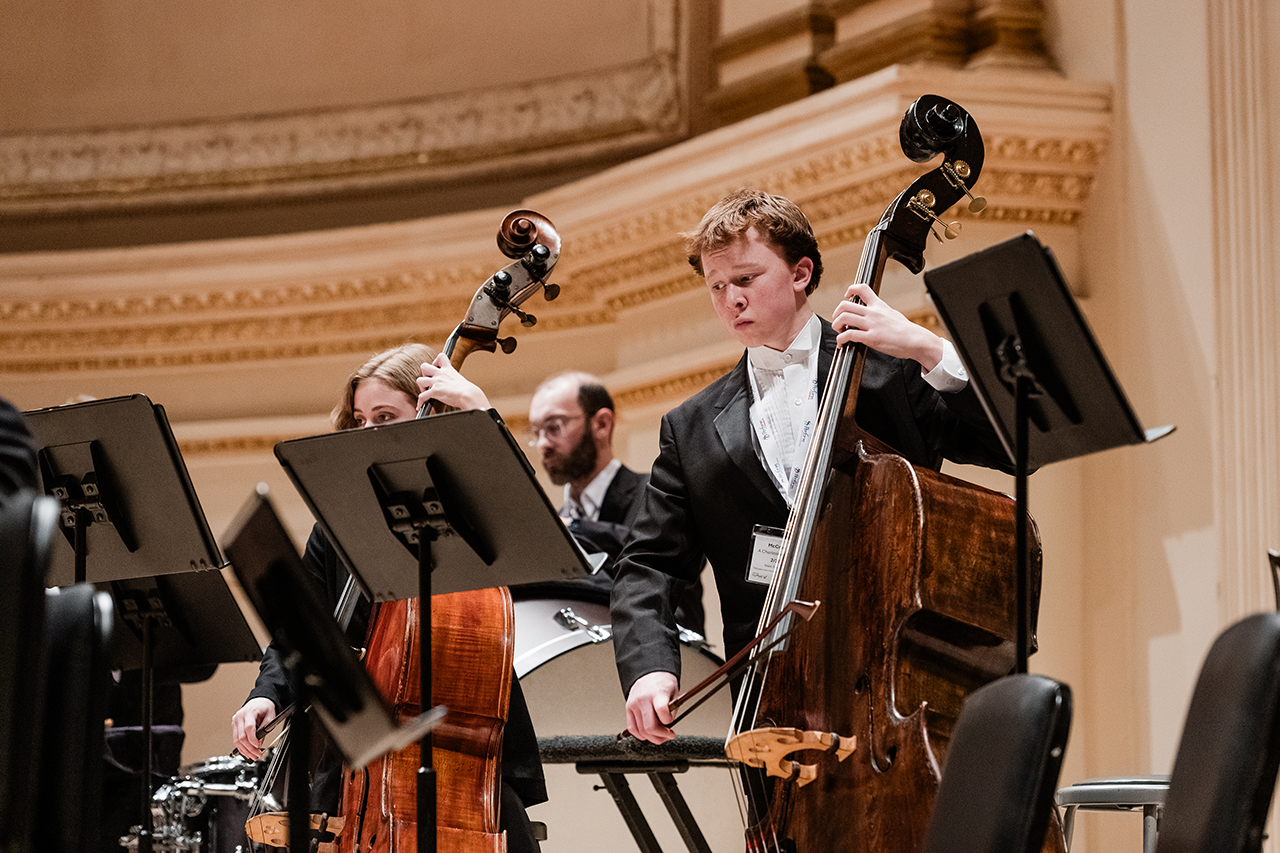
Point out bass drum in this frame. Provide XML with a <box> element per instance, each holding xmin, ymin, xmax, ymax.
<box><xmin>512</xmin><ymin>588</ymin><xmax>741</xmax><ymax>852</ymax></box>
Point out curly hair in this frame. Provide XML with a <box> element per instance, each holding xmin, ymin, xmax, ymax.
<box><xmin>682</xmin><ymin>188</ymin><xmax>823</xmax><ymax>295</ymax></box>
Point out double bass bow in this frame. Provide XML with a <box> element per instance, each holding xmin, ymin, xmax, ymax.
<box><xmin>337</xmin><ymin>210</ymin><xmax>563</xmax><ymax>853</ymax></box>
<box><xmin>709</xmin><ymin>96</ymin><xmax>1040</xmax><ymax>853</ymax></box>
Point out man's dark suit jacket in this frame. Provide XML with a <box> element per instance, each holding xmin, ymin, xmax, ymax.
<box><xmin>610</xmin><ymin>320</ymin><xmax>1014</xmax><ymax>695</ymax></box>
<box><xmin>562</xmin><ymin>463</ymin><xmax>648</xmax><ymax>564</ymax></box>
<box><xmin>554</xmin><ymin>463</ymin><xmax>706</xmax><ymax>633</ymax></box>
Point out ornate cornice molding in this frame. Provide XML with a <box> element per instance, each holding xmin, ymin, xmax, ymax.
<box><xmin>0</xmin><ymin>131</ymin><xmax>1102</xmax><ymax>373</ymax></box>
<box><xmin>177</xmin><ymin>434</ymin><xmax>304</xmax><ymax>457</ymax></box>
<box><xmin>0</xmin><ymin>56</ymin><xmax>683</xmax><ymax>215</ymax></box>
<box><xmin>0</xmin><ymin>65</ymin><xmax>1110</xmax><ymax>402</ymax></box>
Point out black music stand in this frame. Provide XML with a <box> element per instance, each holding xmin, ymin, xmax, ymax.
<box><xmin>223</xmin><ymin>490</ymin><xmax>445</xmax><ymax>853</ymax></box>
<box><xmin>274</xmin><ymin>407</ymin><xmax>592</xmax><ymax>853</ymax></box>
<box><xmin>22</xmin><ymin>394</ymin><xmax>262</xmax><ymax>853</ymax></box>
<box><xmin>924</xmin><ymin>232</ymin><xmax>1174</xmax><ymax>673</ymax></box>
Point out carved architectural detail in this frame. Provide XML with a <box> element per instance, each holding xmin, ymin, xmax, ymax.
<box><xmin>177</xmin><ymin>434</ymin><xmax>304</xmax><ymax>457</ymax></box>
<box><xmin>0</xmin><ymin>128</ymin><xmax>1104</xmax><ymax>374</ymax></box>
<box><xmin>614</xmin><ymin>358</ymin><xmax>743</xmax><ymax>409</ymax></box>
<box><xmin>0</xmin><ymin>56</ymin><xmax>683</xmax><ymax>213</ymax></box>
<box><xmin>0</xmin><ymin>64</ymin><xmax>1110</xmax><ymax>444</ymax></box>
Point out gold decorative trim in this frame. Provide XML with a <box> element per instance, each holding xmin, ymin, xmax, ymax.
<box><xmin>0</xmin><ymin>128</ymin><xmax>1104</xmax><ymax>373</ymax></box>
<box><xmin>0</xmin><ymin>308</ymin><xmax>612</xmax><ymax>374</ymax></box>
<box><xmin>177</xmin><ymin>434</ymin><xmax>306</xmax><ymax>457</ymax></box>
<box><xmin>0</xmin><ymin>267</ymin><xmax>486</xmax><ymax>324</ymax></box>
<box><xmin>613</xmin><ymin>358</ymin><xmax>741</xmax><ymax>409</ymax></box>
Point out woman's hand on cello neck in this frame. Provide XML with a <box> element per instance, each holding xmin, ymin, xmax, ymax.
<box><xmin>417</xmin><ymin>352</ymin><xmax>492</xmax><ymax>411</ymax></box>
<box><xmin>625</xmin><ymin>670</ymin><xmax>679</xmax><ymax>744</ymax></box>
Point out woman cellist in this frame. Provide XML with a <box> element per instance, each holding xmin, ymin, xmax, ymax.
<box><xmin>230</xmin><ymin>342</ymin><xmax>546</xmax><ymax>852</ymax></box>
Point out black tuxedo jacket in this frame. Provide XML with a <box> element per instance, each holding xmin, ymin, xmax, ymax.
<box><xmin>561</xmin><ymin>463</ymin><xmax>648</xmax><ymax>561</ymax></box>
<box><xmin>610</xmin><ymin>320</ymin><xmax>1013</xmax><ymax>694</ymax></box>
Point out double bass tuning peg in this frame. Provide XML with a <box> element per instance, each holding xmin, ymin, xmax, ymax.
<box><xmin>941</xmin><ymin>160</ymin><xmax>987</xmax><ymax>214</ymax></box>
<box><xmin>497</xmin><ymin>337</ymin><xmax>517</xmax><ymax>354</ymax></box>
<box><xmin>907</xmin><ymin>189</ymin><xmax>962</xmax><ymax>242</ymax></box>
<box><xmin>543</xmin><ymin>283</ymin><xmax>560</xmax><ymax>301</ymax></box>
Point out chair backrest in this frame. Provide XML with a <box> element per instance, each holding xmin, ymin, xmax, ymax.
<box><xmin>922</xmin><ymin>673</ymin><xmax>1072</xmax><ymax>853</ymax></box>
<box><xmin>35</xmin><ymin>584</ymin><xmax>114</xmax><ymax>853</ymax></box>
<box><xmin>1155</xmin><ymin>612</ymin><xmax>1280</xmax><ymax>853</ymax></box>
<box><xmin>0</xmin><ymin>491</ymin><xmax>58</xmax><ymax>853</ymax></box>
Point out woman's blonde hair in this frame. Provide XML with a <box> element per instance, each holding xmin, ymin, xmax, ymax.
<box><xmin>331</xmin><ymin>343</ymin><xmax>437</xmax><ymax>430</ymax></box>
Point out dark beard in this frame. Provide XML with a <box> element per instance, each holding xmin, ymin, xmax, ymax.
<box><xmin>545</xmin><ymin>427</ymin><xmax>598</xmax><ymax>485</ymax></box>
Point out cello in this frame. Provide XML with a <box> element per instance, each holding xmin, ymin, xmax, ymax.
<box><xmin>718</xmin><ymin>96</ymin><xmax>1047</xmax><ymax>852</ymax></box>
<box><xmin>337</xmin><ymin>211</ymin><xmax>564</xmax><ymax>853</ymax></box>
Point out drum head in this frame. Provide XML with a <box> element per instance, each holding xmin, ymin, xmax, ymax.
<box><xmin>515</xmin><ymin>596</ymin><xmax>741</xmax><ymax>851</ymax></box>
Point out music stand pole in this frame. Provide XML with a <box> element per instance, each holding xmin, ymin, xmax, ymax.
<box><xmin>1013</xmin><ymin>367</ymin><xmax>1032</xmax><ymax>675</ymax></box>
<box><xmin>287</xmin><ymin>664</ymin><xmax>310</xmax><ymax>853</ymax></box>
<box><xmin>418</xmin><ymin>533</ymin><xmax>437</xmax><ymax>853</ymax></box>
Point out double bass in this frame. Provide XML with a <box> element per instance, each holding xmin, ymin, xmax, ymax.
<box><xmin>718</xmin><ymin>96</ymin><xmax>1046</xmax><ymax>852</ymax></box>
<box><xmin>337</xmin><ymin>211</ymin><xmax>564</xmax><ymax>853</ymax></box>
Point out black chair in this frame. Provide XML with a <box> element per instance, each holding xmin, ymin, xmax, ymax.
<box><xmin>0</xmin><ymin>491</ymin><xmax>59</xmax><ymax>853</ymax></box>
<box><xmin>922</xmin><ymin>674</ymin><xmax>1072</xmax><ymax>853</ymax></box>
<box><xmin>1154</xmin><ymin>612</ymin><xmax>1280</xmax><ymax>853</ymax></box>
<box><xmin>36</xmin><ymin>583</ymin><xmax>114</xmax><ymax>853</ymax></box>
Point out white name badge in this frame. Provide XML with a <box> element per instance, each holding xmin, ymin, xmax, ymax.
<box><xmin>746</xmin><ymin>524</ymin><xmax>784</xmax><ymax>586</ymax></box>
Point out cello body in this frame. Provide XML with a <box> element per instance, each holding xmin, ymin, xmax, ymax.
<box><xmin>339</xmin><ymin>587</ymin><xmax>514</xmax><ymax>853</ymax></box>
<box><xmin>747</xmin><ymin>433</ymin><xmax>1039</xmax><ymax>852</ymax></box>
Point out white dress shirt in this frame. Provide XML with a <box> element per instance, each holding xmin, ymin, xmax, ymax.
<box><xmin>746</xmin><ymin>314</ymin><xmax>968</xmax><ymax>504</ymax></box>
<box><xmin>561</xmin><ymin>457</ymin><xmax>622</xmax><ymax>521</ymax></box>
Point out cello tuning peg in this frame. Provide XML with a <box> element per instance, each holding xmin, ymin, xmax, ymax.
<box><xmin>542</xmin><ymin>283</ymin><xmax>560</xmax><ymax>301</ymax></box>
<box><xmin>509</xmin><ymin>305</ymin><xmax>537</xmax><ymax>327</ymax></box>
<box><xmin>497</xmin><ymin>337</ymin><xmax>517</xmax><ymax>354</ymax></box>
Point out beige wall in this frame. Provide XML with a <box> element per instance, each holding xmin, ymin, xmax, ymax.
<box><xmin>1045</xmin><ymin>1</ymin><xmax>1280</xmax><ymax>851</ymax></box>
<box><xmin>1</xmin><ymin>0</ymin><xmax>655</xmax><ymax>131</ymax></box>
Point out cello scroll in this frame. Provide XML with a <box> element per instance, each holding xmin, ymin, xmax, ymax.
<box><xmin>418</xmin><ymin>209</ymin><xmax>563</xmax><ymax>417</ymax></box>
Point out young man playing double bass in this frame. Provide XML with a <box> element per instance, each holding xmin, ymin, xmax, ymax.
<box><xmin>611</xmin><ymin>189</ymin><xmax>1015</xmax><ymax>743</ymax></box>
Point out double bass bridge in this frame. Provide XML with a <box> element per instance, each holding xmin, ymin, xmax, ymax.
<box><xmin>726</xmin><ymin>727</ymin><xmax>857</xmax><ymax>787</ymax></box>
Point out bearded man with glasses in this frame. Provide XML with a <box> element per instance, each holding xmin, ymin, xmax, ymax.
<box><xmin>527</xmin><ymin>371</ymin><xmax>705</xmax><ymax>633</ymax></box>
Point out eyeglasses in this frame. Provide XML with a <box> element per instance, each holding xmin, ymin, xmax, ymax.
<box><xmin>527</xmin><ymin>414</ymin><xmax>584</xmax><ymax>445</ymax></box>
